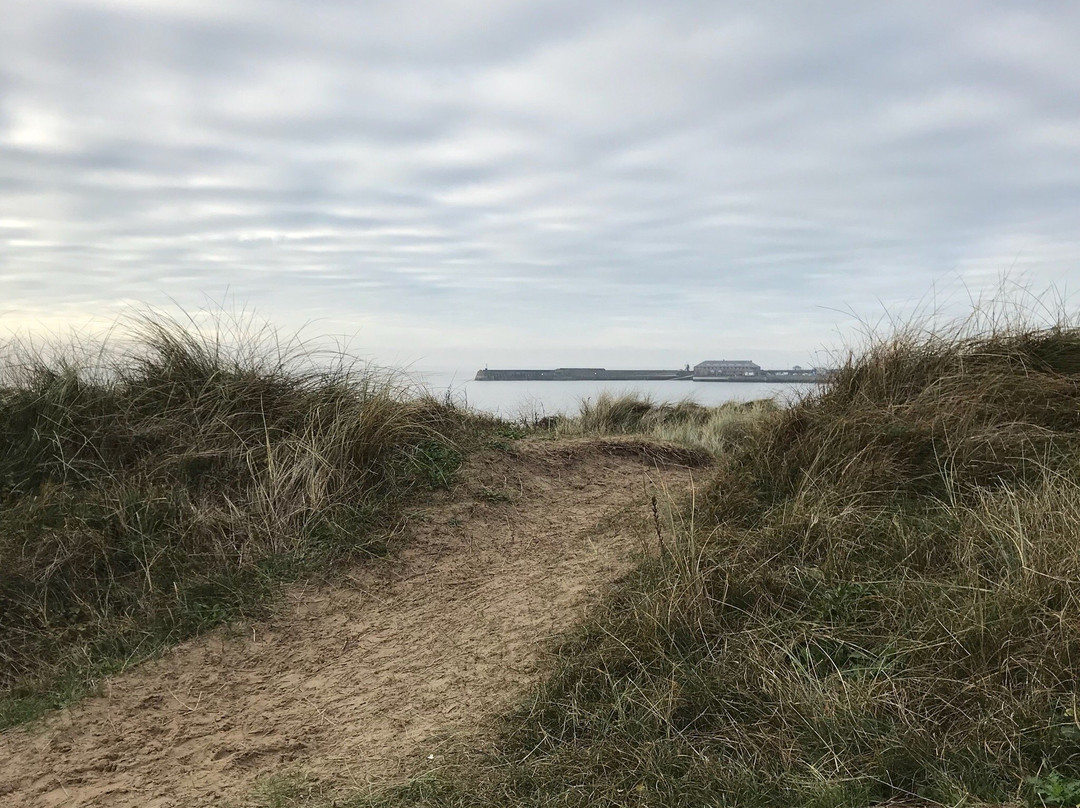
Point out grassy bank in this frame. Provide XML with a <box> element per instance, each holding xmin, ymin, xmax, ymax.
<box><xmin>556</xmin><ymin>392</ymin><xmax>779</xmax><ymax>456</ymax></box>
<box><xmin>359</xmin><ymin>323</ymin><xmax>1080</xmax><ymax>807</ymax></box>
<box><xmin>0</xmin><ymin>316</ymin><xmax>475</xmax><ymax>727</ymax></box>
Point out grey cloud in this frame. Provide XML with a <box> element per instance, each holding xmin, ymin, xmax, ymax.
<box><xmin>2</xmin><ymin>1</ymin><xmax>1080</xmax><ymax>366</ymax></box>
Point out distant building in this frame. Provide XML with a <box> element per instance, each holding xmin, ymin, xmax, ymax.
<box><xmin>693</xmin><ymin>359</ymin><xmax>762</xmax><ymax>378</ymax></box>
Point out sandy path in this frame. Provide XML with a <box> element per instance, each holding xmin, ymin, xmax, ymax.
<box><xmin>0</xmin><ymin>438</ymin><xmax>706</xmax><ymax>807</ymax></box>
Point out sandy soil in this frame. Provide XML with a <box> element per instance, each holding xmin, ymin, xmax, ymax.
<box><xmin>0</xmin><ymin>438</ymin><xmax>707</xmax><ymax>807</ymax></box>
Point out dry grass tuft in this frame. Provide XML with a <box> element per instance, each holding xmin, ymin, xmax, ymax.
<box><xmin>359</xmin><ymin>316</ymin><xmax>1080</xmax><ymax>807</ymax></box>
<box><xmin>0</xmin><ymin>313</ymin><xmax>472</xmax><ymax>726</ymax></box>
<box><xmin>559</xmin><ymin>391</ymin><xmax>780</xmax><ymax>456</ymax></box>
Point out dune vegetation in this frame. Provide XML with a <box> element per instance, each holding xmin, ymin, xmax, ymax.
<box><xmin>558</xmin><ymin>390</ymin><xmax>779</xmax><ymax>456</ymax></box>
<box><xmin>6</xmin><ymin>306</ymin><xmax>1080</xmax><ymax>808</ymax></box>
<box><xmin>0</xmin><ymin>315</ymin><xmax>476</xmax><ymax>727</ymax></box>
<box><xmin>359</xmin><ymin>317</ymin><xmax>1080</xmax><ymax>808</ymax></box>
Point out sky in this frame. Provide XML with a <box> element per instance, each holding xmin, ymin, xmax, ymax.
<box><xmin>3</xmin><ymin>0</ymin><xmax>1080</xmax><ymax>370</ymax></box>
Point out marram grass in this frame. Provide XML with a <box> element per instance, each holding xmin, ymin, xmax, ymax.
<box><xmin>0</xmin><ymin>313</ymin><xmax>475</xmax><ymax>726</ymax></box>
<box><xmin>355</xmin><ymin>321</ymin><xmax>1080</xmax><ymax>808</ymax></box>
<box><xmin>559</xmin><ymin>391</ymin><xmax>779</xmax><ymax>456</ymax></box>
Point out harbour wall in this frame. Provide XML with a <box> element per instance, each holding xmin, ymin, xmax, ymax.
<box><xmin>475</xmin><ymin>368</ymin><xmax>693</xmax><ymax>381</ymax></box>
<box><xmin>475</xmin><ymin>368</ymin><xmax>825</xmax><ymax>382</ymax></box>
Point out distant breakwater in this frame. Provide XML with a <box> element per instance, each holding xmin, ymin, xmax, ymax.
<box><xmin>475</xmin><ymin>368</ymin><xmax>693</xmax><ymax>382</ymax></box>
<box><xmin>474</xmin><ymin>367</ymin><xmax>826</xmax><ymax>383</ymax></box>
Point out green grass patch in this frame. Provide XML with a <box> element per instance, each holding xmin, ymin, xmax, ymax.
<box><xmin>408</xmin><ymin>440</ymin><xmax>464</xmax><ymax>489</ymax></box>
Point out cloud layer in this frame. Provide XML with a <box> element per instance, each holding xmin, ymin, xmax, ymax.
<box><xmin>3</xmin><ymin>0</ymin><xmax>1080</xmax><ymax>367</ymax></box>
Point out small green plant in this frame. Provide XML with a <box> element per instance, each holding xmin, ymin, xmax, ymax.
<box><xmin>1027</xmin><ymin>772</ymin><xmax>1080</xmax><ymax>806</ymax></box>
<box><xmin>250</xmin><ymin>771</ymin><xmax>329</xmax><ymax>808</ymax></box>
<box><xmin>0</xmin><ymin>690</ymin><xmax>71</xmax><ymax>729</ymax></box>
<box><xmin>812</xmin><ymin>580</ymin><xmax>875</xmax><ymax>623</ymax></box>
<box><xmin>409</xmin><ymin>440</ymin><xmax>463</xmax><ymax>489</ymax></box>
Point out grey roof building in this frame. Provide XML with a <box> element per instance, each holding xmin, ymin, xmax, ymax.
<box><xmin>693</xmin><ymin>360</ymin><xmax>762</xmax><ymax>378</ymax></box>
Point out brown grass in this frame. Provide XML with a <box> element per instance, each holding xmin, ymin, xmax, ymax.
<box><xmin>559</xmin><ymin>391</ymin><xmax>780</xmax><ymax>456</ymax></box>
<box><xmin>358</xmin><ymin>315</ymin><xmax>1080</xmax><ymax>807</ymax></box>
<box><xmin>0</xmin><ymin>313</ymin><xmax>471</xmax><ymax>726</ymax></box>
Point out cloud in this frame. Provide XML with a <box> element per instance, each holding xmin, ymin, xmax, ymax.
<box><xmin>2</xmin><ymin>0</ymin><xmax>1080</xmax><ymax>368</ymax></box>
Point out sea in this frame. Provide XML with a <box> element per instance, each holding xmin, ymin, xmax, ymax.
<box><xmin>410</xmin><ymin>370</ymin><xmax>815</xmax><ymax>418</ymax></box>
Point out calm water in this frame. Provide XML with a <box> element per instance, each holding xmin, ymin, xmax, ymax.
<box><xmin>412</xmin><ymin>371</ymin><xmax>814</xmax><ymax>417</ymax></box>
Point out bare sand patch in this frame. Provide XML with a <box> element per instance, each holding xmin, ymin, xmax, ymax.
<box><xmin>0</xmin><ymin>438</ymin><xmax>704</xmax><ymax>807</ymax></box>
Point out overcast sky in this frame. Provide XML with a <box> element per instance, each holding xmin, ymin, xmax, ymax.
<box><xmin>3</xmin><ymin>0</ymin><xmax>1080</xmax><ymax>369</ymax></box>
